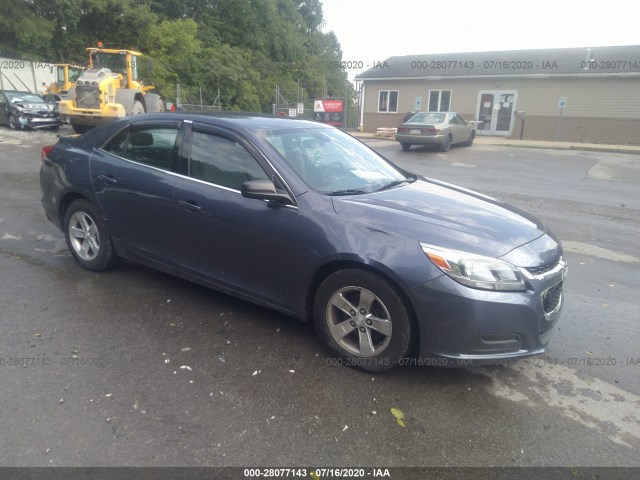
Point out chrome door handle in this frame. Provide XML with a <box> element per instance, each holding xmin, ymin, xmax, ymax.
<box><xmin>97</xmin><ymin>174</ymin><xmax>117</xmax><ymax>184</ymax></box>
<box><xmin>177</xmin><ymin>199</ymin><xmax>202</xmax><ymax>212</ymax></box>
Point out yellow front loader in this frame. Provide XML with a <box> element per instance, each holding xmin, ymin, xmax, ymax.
<box><xmin>58</xmin><ymin>44</ymin><xmax>163</xmax><ymax>133</ymax></box>
<box><xmin>41</xmin><ymin>64</ymin><xmax>85</xmax><ymax>99</ymax></box>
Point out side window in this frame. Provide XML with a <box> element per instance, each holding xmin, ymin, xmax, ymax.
<box><xmin>189</xmin><ymin>131</ymin><xmax>269</xmax><ymax>190</ymax></box>
<box><xmin>103</xmin><ymin>128</ymin><xmax>128</xmax><ymax>158</ymax></box>
<box><xmin>102</xmin><ymin>126</ymin><xmax>179</xmax><ymax>171</ymax></box>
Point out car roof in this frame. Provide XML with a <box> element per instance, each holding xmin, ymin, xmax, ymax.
<box><xmin>413</xmin><ymin>111</ymin><xmax>456</xmax><ymax>115</ymax></box>
<box><xmin>139</xmin><ymin>111</ymin><xmax>333</xmax><ymax>135</ymax></box>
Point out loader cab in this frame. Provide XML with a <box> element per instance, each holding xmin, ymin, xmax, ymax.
<box><xmin>87</xmin><ymin>47</ymin><xmax>141</xmax><ymax>90</ymax></box>
<box><xmin>55</xmin><ymin>65</ymin><xmax>83</xmax><ymax>91</ymax></box>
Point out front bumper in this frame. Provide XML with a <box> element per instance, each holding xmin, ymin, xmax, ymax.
<box><xmin>395</xmin><ymin>133</ymin><xmax>447</xmax><ymax>146</ymax></box>
<box><xmin>411</xmin><ymin>258</ymin><xmax>567</xmax><ymax>366</ymax></box>
<box><xmin>14</xmin><ymin>113</ymin><xmax>62</xmax><ymax>130</ymax></box>
<box><xmin>58</xmin><ymin>101</ymin><xmax>126</xmax><ymax>126</ymax></box>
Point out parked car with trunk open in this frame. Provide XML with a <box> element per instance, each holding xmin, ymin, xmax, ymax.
<box><xmin>40</xmin><ymin>113</ymin><xmax>566</xmax><ymax>372</ymax></box>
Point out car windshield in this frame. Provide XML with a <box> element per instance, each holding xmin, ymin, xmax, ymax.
<box><xmin>263</xmin><ymin>127</ymin><xmax>408</xmax><ymax>194</ymax></box>
<box><xmin>407</xmin><ymin>113</ymin><xmax>446</xmax><ymax>124</ymax></box>
<box><xmin>5</xmin><ymin>92</ymin><xmax>44</xmax><ymax>104</ymax></box>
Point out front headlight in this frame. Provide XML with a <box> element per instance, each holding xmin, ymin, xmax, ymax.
<box><xmin>420</xmin><ymin>243</ymin><xmax>526</xmax><ymax>291</ymax></box>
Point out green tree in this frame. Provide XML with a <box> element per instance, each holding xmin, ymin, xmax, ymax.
<box><xmin>0</xmin><ymin>0</ymin><xmax>352</xmax><ymax>116</ymax></box>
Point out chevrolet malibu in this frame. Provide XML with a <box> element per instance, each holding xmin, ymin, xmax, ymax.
<box><xmin>40</xmin><ymin>113</ymin><xmax>566</xmax><ymax>372</ymax></box>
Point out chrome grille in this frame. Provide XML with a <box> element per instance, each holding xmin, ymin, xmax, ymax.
<box><xmin>526</xmin><ymin>259</ymin><xmax>560</xmax><ymax>276</ymax></box>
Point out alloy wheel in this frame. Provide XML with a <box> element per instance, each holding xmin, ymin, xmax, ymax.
<box><xmin>325</xmin><ymin>286</ymin><xmax>393</xmax><ymax>357</ymax></box>
<box><xmin>68</xmin><ymin>211</ymin><xmax>100</xmax><ymax>261</ymax></box>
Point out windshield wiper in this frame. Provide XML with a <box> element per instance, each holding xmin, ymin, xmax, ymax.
<box><xmin>327</xmin><ymin>189</ymin><xmax>368</xmax><ymax>196</ymax></box>
<box><xmin>375</xmin><ymin>177</ymin><xmax>416</xmax><ymax>192</ymax></box>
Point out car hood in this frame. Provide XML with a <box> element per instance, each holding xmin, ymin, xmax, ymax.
<box><xmin>331</xmin><ymin>178</ymin><xmax>549</xmax><ymax>260</ymax></box>
<box><xmin>12</xmin><ymin>102</ymin><xmax>56</xmax><ymax>114</ymax></box>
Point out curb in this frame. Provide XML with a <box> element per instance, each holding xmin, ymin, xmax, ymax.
<box><xmin>351</xmin><ymin>132</ymin><xmax>640</xmax><ymax>155</ymax></box>
<box><xmin>569</xmin><ymin>145</ymin><xmax>640</xmax><ymax>155</ymax></box>
<box><xmin>496</xmin><ymin>143</ymin><xmax>640</xmax><ymax>155</ymax></box>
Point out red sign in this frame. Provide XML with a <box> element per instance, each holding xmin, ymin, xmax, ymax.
<box><xmin>314</xmin><ymin>99</ymin><xmax>343</xmax><ymax>113</ymax></box>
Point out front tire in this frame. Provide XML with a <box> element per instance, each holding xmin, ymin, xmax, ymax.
<box><xmin>64</xmin><ymin>199</ymin><xmax>117</xmax><ymax>271</ymax></box>
<box><xmin>314</xmin><ymin>269</ymin><xmax>414</xmax><ymax>372</ymax></box>
<box><xmin>464</xmin><ymin>131</ymin><xmax>475</xmax><ymax>147</ymax></box>
<box><xmin>400</xmin><ymin>142</ymin><xmax>411</xmax><ymax>151</ymax></box>
<box><xmin>8</xmin><ymin>114</ymin><xmax>21</xmax><ymax>130</ymax></box>
<box><xmin>132</xmin><ymin>100</ymin><xmax>145</xmax><ymax>115</ymax></box>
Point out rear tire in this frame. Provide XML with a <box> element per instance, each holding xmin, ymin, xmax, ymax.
<box><xmin>314</xmin><ymin>269</ymin><xmax>414</xmax><ymax>372</ymax></box>
<box><xmin>440</xmin><ymin>135</ymin><xmax>452</xmax><ymax>152</ymax></box>
<box><xmin>64</xmin><ymin>199</ymin><xmax>118</xmax><ymax>271</ymax></box>
<box><xmin>400</xmin><ymin>142</ymin><xmax>411</xmax><ymax>151</ymax></box>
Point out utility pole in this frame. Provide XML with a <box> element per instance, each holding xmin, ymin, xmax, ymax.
<box><xmin>344</xmin><ymin>81</ymin><xmax>349</xmax><ymax>130</ymax></box>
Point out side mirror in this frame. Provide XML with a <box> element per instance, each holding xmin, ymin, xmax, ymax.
<box><xmin>241</xmin><ymin>180</ymin><xmax>292</xmax><ymax>205</ymax></box>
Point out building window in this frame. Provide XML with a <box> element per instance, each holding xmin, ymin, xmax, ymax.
<box><xmin>378</xmin><ymin>90</ymin><xmax>398</xmax><ymax>113</ymax></box>
<box><xmin>428</xmin><ymin>90</ymin><xmax>451</xmax><ymax>112</ymax></box>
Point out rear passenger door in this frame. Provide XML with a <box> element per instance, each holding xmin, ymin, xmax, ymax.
<box><xmin>91</xmin><ymin>120</ymin><xmax>184</xmax><ymax>262</ymax></box>
<box><xmin>172</xmin><ymin>123</ymin><xmax>298</xmax><ymax>309</ymax></box>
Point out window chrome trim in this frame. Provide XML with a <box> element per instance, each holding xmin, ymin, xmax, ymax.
<box><xmin>95</xmin><ymin>148</ymin><xmax>299</xmax><ymax>209</ymax></box>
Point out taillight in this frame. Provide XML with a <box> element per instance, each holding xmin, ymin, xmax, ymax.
<box><xmin>41</xmin><ymin>145</ymin><xmax>54</xmax><ymax>161</ymax></box>
<box><xmin>422</xmin><ymin>127</ymin><xmax>439</xmax><ymax>134</ymax></box>
<box><xmin>397</xmin><ymin>127</ymin><xmax>409</xmax><ymax>132</ymax></box>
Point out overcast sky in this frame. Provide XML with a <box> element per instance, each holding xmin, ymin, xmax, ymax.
<box><xmin>321</xmin><ymin>0</ymin><xmax>640</xmax><ymax>80</ymax></box>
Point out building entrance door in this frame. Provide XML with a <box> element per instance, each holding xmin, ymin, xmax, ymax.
<box><xmin>476</xmin><ymin>91</ymin><xmax>517</xmax><ymax>135</ymax></box>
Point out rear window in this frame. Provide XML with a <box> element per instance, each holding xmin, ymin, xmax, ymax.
<box><xmin>407</xmin><ymin>113</ymin><xmax>445</xmax><ymax>124</ymax></box>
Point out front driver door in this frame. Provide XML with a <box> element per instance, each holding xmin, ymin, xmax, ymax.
<box><xmin>172</xmin><ymin>125</ymin><xmax>298</xmax><ymax>309</ymax></box>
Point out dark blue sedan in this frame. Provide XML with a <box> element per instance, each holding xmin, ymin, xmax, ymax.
<box><xmin>39</xmin><ymin>113</ymin><xmax>567</xmax><ymax>371</ymax></box>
